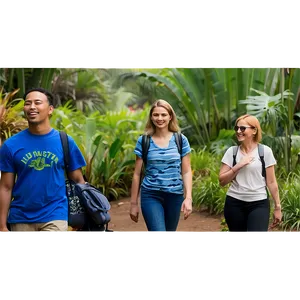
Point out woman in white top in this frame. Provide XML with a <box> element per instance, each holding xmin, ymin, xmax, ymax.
<box><xmin>219</xmin><ymin>114</ymin><xmax>282</xmax><ymax>231</ymax></box>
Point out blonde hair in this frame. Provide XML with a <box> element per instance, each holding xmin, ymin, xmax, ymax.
<box><xmin>145</xmin><ymin>99</ymin><xmax>180</xmax><ymax>135</ymax></box>
<box><xmin>235</xmin><ymin>114</ymin><xmax>262</xmax><ymax>142</ymax></box>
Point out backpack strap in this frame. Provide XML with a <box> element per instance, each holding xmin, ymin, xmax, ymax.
<box><xmin>258</xmin><ymin>144</ymin><xmax>266</xmax><ymax>180</ymax></box>
<box><xmin>139</xmin><ymin>134</ymin><xmax>150</xmax><ymax>190</ymax></box>
<box><xmin>142</xmin><ymin>133</ymin><xmax>183</xmax><ymax>165</ymax></box>
<box><xmin>174</xmin><ymin>132</ymin><xmax>183</xmax><ymax>157</ymax></box>
<box><xmin>59</xmin><ymin>131</ymin><xmax>77</xmax><ymax>204</ymax></box>
<box><xmin>141</xmin><ymin>134</ymin><xmax>150</xmax><ymax>166</ymax></box>
<box><xmin>258</xmin><ymin>143</ymin><xmax>269</xmax><ymax>198</ymax></box>
<box><xmin>59</xmin><ymin>131</ymin><xmax>70</xmax><ymax>172</ymax></box>
<box><xmin>232</xmin><ymin>146</ymin><xmax>238</xmax><ymax>167</ymax></box>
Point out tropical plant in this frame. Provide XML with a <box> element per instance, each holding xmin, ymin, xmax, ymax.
<box><xmin>190</xmin><ymin>148</ymin><xmax>220</xmax><ymax>178</ymax></box>
<box><xmin>239</xmin><ymin>87</ymin><xmax>294</xmax><ymax>172</ymax></box>
<box><xmin>210</xmin><ymin>129</ymin><xmax>236</xmax><ymax>155</ymax></box>
<box><xmin>52</xmin><ymin>68</ymin><xmax>139</xmax><ymax>114</ymax></box>
<box><xmin>92</xmin><ymin>136</ymin><xmax>135</xmax><ymax>200</ymax></box>
<box><xmin>118</xmin><ymin>68</ymin><xmax>289</xmax><ymax>148</ymax></box>
<box><xmin>193</xmin><ymin>169</ymin><xmax>228</xmax><ymax>215</ymax></box>
<box><xmin>51</xmin><ymin>103</ymin><xmax>148</xmax><ymax>200</ymax></box>
<box><xmin>0</xmin><ymin>88</ymin><xmax>27</xmax><ymax>146</ymax></box>
<box><xmin>0</xmin><ymin>68</ymin><xmax>58</xmax><ymax>97</ymax></box>
<box><xmin>280</xmin><ymin>173</ymin><xmax>300</xmax><ymax>231</ymax></box>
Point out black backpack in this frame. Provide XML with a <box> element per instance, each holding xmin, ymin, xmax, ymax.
<box><xmin>141</xmin><ymin>132</ymin><xmax>183</xmax><ymax>166</ymax></box>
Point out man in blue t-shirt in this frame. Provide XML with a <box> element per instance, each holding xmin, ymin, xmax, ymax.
<box><xmin>0</xmin><ymin>88</ymin><xmax>86</xmax><ymax>231</ymax></box>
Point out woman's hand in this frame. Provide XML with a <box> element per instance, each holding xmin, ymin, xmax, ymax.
<box><xmin>271</xmin><ymin>207</ymin><xmax>282</xmax><ymax>228</ymax></box>
<box><xmin>181</xmin><ymin>198</ymin><xmax>192</xmax><ymax>220</ymax></box>
<box><xmin>238</xmin><ymin>155</ymin><xmax>255</xmax><ymax>167</ymax></box>
<box><xmin>129</xmin><ymin>202</ymin><xmax>139</xmax><ymax>223</ymax></box>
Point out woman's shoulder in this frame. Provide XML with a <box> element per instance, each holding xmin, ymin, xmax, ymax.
<box><xmin>177</xmin><ymin>132</ymin><xmax>190</xmax><ymax>144</ymax></box>
<box><xmin>225</xmin><ymin>145</ymin><xmax>236</xmax><ymax>154</ymax></box>
<box><xmin>137</xmin><ymin>134</ymin><xmax>151</xmax><ymax>144</ymax></box>
<box><xmin>259</xmin><ymin>143</ymin><xmax>273</xmax><ymax>154</ymax></box>
<box><xmin>179</xmin><ymin>132</ymin><xmax>188</xmax><ymax>140</ymax></box>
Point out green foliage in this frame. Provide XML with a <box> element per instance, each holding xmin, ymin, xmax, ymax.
<box><xmin>239</xmin><ymin>87</ymin><xmax>295</xmax><ymax>173</ymax></box>
<box><xmin>210</xmin><ymin>129</ymin><xmax>236</xmax><ymax>155</ymax></box>
<box><xmin>89</xmin><ymin>108</ymin><xmax>148</xmax><ymax>200</ymax></box>
<box><xmin>220</xmin><ymin>218</ymin><xmax>229</xmax><ymax>231</ymax></box>
<box><xmin>239</xmin><ymin>88</ymin><xmax>293</xmax><ymax>134</ymax></box>
<box><xmin>51</xmin><ymin>104</ymin><xmax>148</xmax><ymax>200</ymax></box>
<box><xmin>192</xmin><ymin>169</ymin><xmax>228</xmax><ymax>215</ymax></box>
<box><xmin>52</xmin><ymin>69</ymin><xmax>139</xmax><ymax>114</ymax></box>
<box><xmin>280</xmin><ymin>173</ymin><xmax>300</xmax><ymax>231</ymax></box>
<box><xmin>92</xmin><ymin>136</ymin><xmax>135</xmax><ymax>200</ymax></box>
<box><xmin>191</xmin><ymin>148</ymin><xmax>219</xmax><ymax>177</ymax></box>
<box><xmin>0</xmin><ymin>88</ymin><xmax>28</xmax><ymax>146</ymax></box>
<box><xmin>0</xmin><ymin>68</ymin><xmax>58</xmax><ymax>97</ymax></box>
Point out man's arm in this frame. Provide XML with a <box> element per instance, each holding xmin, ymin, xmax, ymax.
<box><xmin>67</xmin><ymin>168</ymin><xmax>86</xmax><ymax>184</ymax></box>
<box><xmin>0</xmin><ymin>172</ymin><xmax>15</xmax><ymax>231</ymax></box>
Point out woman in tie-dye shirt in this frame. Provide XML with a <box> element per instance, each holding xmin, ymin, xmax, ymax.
<box><xmin>130</xmin><ymin>100</ymin><xmax>192</xmax><ymax>231</ymax></box>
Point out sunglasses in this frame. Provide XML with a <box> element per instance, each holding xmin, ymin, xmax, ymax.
<box><xmin>234</xmin><ymin>125</ymin><xmax>254</xmax><ymax>132</ymax></box>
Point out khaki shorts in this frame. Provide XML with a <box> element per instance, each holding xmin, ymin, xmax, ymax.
<box><xmin>10</xmin><ymin>220</ymin><xmax>68</xmax><ymax>231</ymax></box>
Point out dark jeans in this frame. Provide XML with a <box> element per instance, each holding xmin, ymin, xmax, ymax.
<box><xmin>224</xmin><ymin>195</ymin><xmax>270</xmax><ymax>231</ymax></box>
<box><xmin>141</xmin><ymin>187</ymin><xmax>184</xmax><ymax>231</ymax></box>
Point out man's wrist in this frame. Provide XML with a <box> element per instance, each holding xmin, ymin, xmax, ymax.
<box><xmin>0</xmin><ymin>221</ymin><xmax>8</xmax><ymax>228</ymax></box>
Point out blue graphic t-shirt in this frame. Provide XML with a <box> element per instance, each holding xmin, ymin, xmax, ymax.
<box><xmin>134</xmin><ymin>133</ymin><xmax>191</xmax><ymax>194</ymax></box>
<box><xmin>0</xmin><ymin>128</ymin><xmax>86</xmax><ymax>223</ymax></box>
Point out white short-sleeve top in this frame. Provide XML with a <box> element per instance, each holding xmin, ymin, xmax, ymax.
<box><xmin>221</xmin><ymin>145</ymin><xmax>276</xmax><ymax>202</ymax></box>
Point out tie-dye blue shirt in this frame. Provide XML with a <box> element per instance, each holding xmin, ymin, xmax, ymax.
<box><xmin>0</xmin><ymin>128</ymin><xmax>86</xmax><ymax>223</ymax></box>
<box><xmin>134</xmin><ymin>133</ymin><xmax>191</xmax><ymax>194</ymax></box>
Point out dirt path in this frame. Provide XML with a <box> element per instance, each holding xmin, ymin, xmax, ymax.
<box><xmin>108</xmin><ymin>198</ymin><xmax>298</xmax><ymax>239</ymax></box>
<box><xmin>108</xmin><ymin>197</ymin><xmax>222</xmax><ymax>231</ymax></box>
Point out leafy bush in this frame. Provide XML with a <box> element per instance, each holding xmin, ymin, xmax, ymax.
<box><xmin>280</xmin><ymin>173</ymin><xmax>300</xmax><ymax>231</ymax></box>
<box><xmin>193</xmin><ymin>169</ymin><xmax>228</xmax><ymax>214</ymax></box>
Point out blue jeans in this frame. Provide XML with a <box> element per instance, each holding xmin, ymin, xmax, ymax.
<box><xmin>141</xmin><ymin>187</ymin><xmax>184</xmax><ymax>231</ymax></box>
